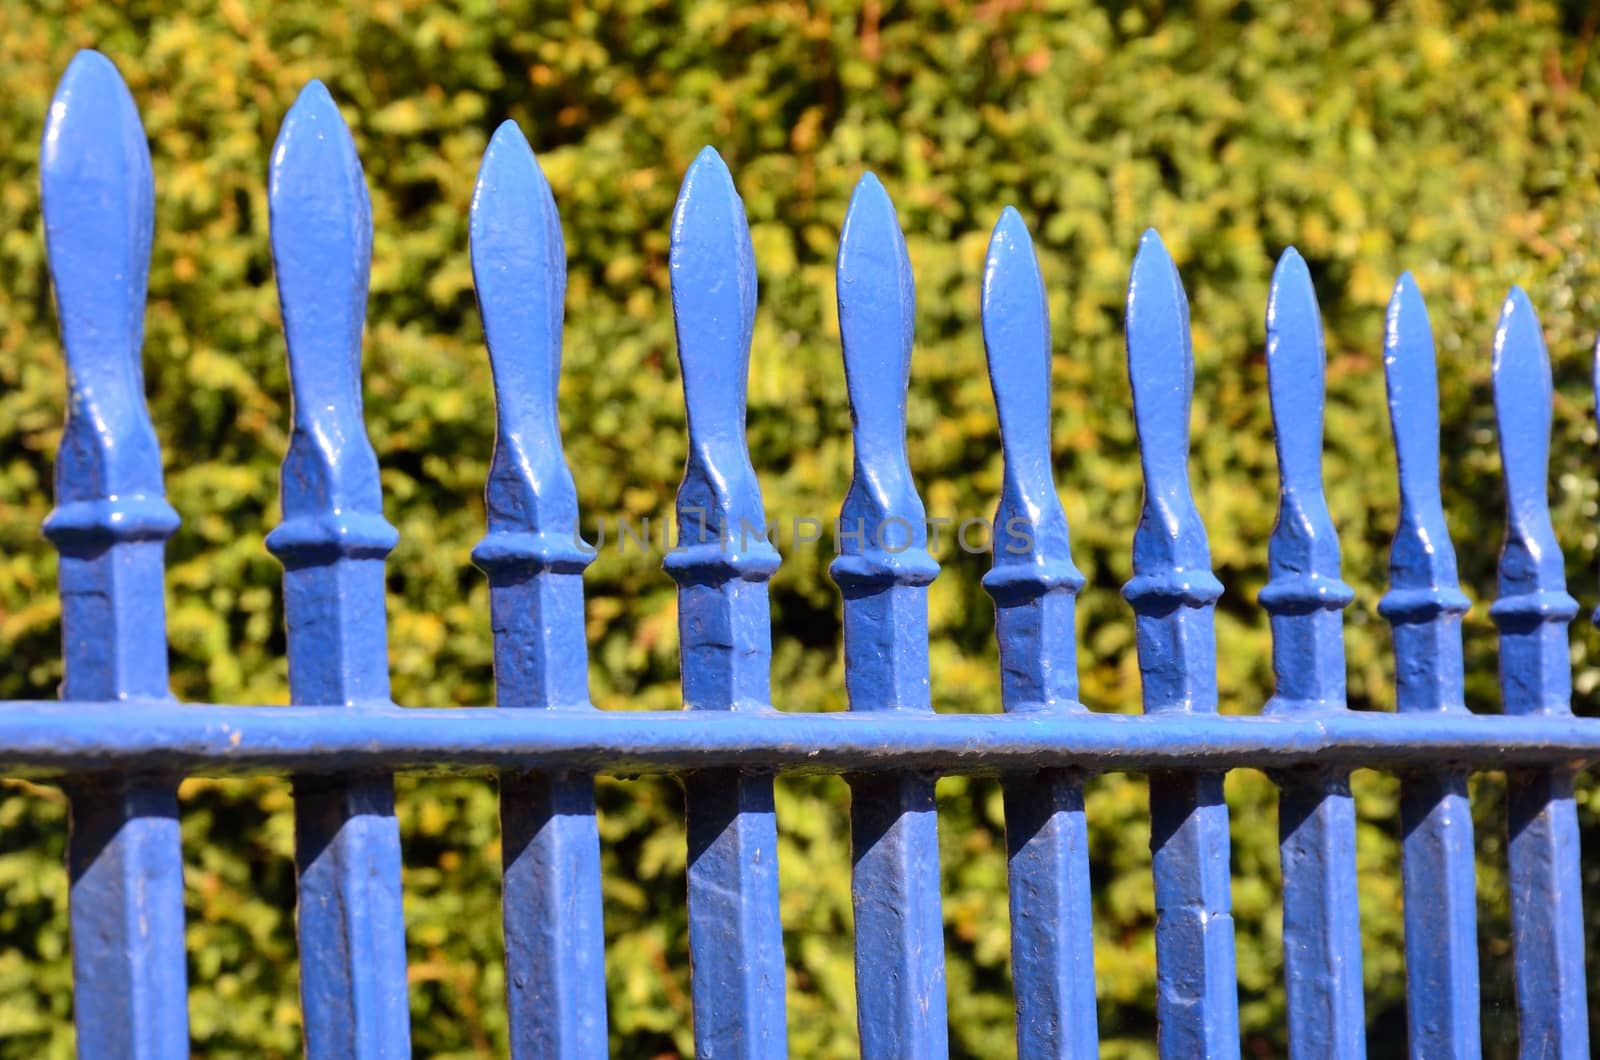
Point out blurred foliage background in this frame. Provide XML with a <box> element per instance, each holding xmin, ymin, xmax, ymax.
<box><xmin>3</xmin><ymin>0</ymin><xmax>1600</xmax><ymax>1056</ymax></box>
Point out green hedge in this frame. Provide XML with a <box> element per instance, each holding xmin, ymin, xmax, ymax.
<box><xmin>2</xmin><ymin>1</ymin><xmax>1600</xmax><ymax>1055</ymax></box>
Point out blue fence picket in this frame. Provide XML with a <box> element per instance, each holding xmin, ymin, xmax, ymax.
<box><xmin>1376</xmin><ymin>274</ymin><xmax>1480</xmax><ymax>1058</ymax></box>
<box><xmin>1122</xmin><ymin>230</ymin><xmax>1240</xmax><ymax>1059</ymax></box>
<box><xmin>979</xmin><ymin>208</ymin><xmax>1097</xmax><ymax>1059</ymax></box>
<box><xmin>469</xmin><ymin>121</ymin><xmax>609</xmax><ymax>1058</ymax></box>
<box><xmin>39</xmin><ymin>49</ymin><xmax>189</xmax><ymax>1059</ymax></box>
<box><xmin>830</xmin><ymin>173</ymin><xmax>948</xmax><ymax>1060</ymax></box>
<box><xmin>1261</xmin><ymin>249</ymin><xmax>1364</xmax><ymax>1059</ymax></box>
<box><xmin>662</xmin><ymin>147</ymin><xmax>788</xmax><ymax>1058</ymax></box>
<box><xmin>1488</xmin><ymin>289</ymin><xmax>1589</xmax><ymax>1059</ymax></box>
<box><xmin>263</xmin><ymin>80</ymin><xmax>411</xmax><ymax>1057</ymax></box>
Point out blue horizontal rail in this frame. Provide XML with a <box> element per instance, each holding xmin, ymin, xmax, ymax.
<box><xmin>5</xmin><ymin>701</ymin><xmax>1600</xmax><ymax>776</ymax></box>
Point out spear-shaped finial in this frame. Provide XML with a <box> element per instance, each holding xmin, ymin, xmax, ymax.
<box><xmin>40</xmin><ymin>49</ymin><xmax>178</xmax><ymax>554</ymax></box>
<box><xmin>662</xmin><ymin>146</ymin><xmax>779</xmax><ymax>593</ymax></box>
<box><xmin>468</xmin><ymin>119</ymin><xmax>593</xmax><ymax>712</ymax></box>
<box><xmin>1489</xmin><ymin>288</ymin><xmax>1577</xmax><ymax>714</ymax></box>
<box><xmin>263</xmin><ymin>78</ymin><xmax>397</xmax><ymax>707</ymax></box>
<box><xmin>469</xmin><ymin>120</ymin><xmax>591</xmax><ymax>585</ymax></box>
<box><xmin>980</xmin><ymin>206</ymin><xmax>1082</xmax><ymax>711</ymax></box>
<box><xmin>1377</xmin><ymin>273</ymin><xmax>1469</xmax><ymax>711</ymax></box>
<box><xmin>1260</xmin><ymin>247</ymin><xmax>1353</xmax><ymax>713</ymax></box>
<box><xmin>829</xmin><ymin>172</ymin><xmax>939</xmax><ymax>706</ymax></box>
<box><xmin>263</xmin><ymin>80</ymin><xmax>396</xmax><ymax>568</ymax></box>
<box><xmin>830</xmin><ymin>172</ymin><xmax>938</xmax><ymax>583</ymax></box>
<box><xmin>662</xmin><ymin>146</ymin><xmax>780</xmax><ymax>707</ymax></box>
<box><xmin>1122</xmin><ymin>229</ymin><xmax>1223</xmax><ymax>713</ymax></box>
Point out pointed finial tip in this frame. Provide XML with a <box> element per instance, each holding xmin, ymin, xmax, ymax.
<box><xmin>990</xmin><ymin>205</ymin><xmax>1030</xmax><ymax>246</ymax></box>
<box><xmin>1131</xmin><ymin>228</ymin><xmax>1175</xmax><ymax>276</ymax></box>
<box><xmin>672</xmin><ymin>146</ymin><xmax>744</xmax><ymax>249</ymax></box>
<box><xmin>50</xmin><ymin>49</ymin><xmax>139</xmax><ymax>127</ymax></box>
<box><xmin>270</xmin><ymin>76</ymin><xmax>369</xmax><ymax>222</ymax></box>
<box><xmin>841</xmin><ymin>172</ymin><xmax>902</xmax><ymax>250</ymax></box>
<box><xmin>1273</xmin><ymin>245</ymin><xmax>1308</xmax><ymax>278</ymax></box>
<box><xmin>847</xmin><ymin>171</ymin><xmax>898</xmax><ymax>217</ymax></box>
<box><xmin>484</xmin><ymin>120</ymin><xmax>540</xmax><ymax>174</ymax></box>
<box><xmin>1387</xmin><ymin>270</ymin><xmax>1421</xmax><ymax>309</ymax></box>
<box><xmin>287</xmin><ymin>78</ymin><xmax>339</xmax><ymax>120</ymax></box>
<box><xmin>47</xmin><ymin>49</ymin><xmax>143</xmax><ymax>149</ymax></box>
<box><xmin>476</xmin><ymin>120</ymin><xmax>545</xmax><ymax>204</ymax></box>
<box><xmin>1495</xmin><ymin>288</ymin><xmax>1539</xmax><ymax>341</ymax></box>
<box><xmin>681</xmin><ymin>145</ymin><xmax>734</xmax><ymax>193</ymax></box>
<box><xmin>484</xmin><ymin>119</ymin><xmax>534</xmax><ymax>162</ymax></box>
<box><xmin>275</xmin><ymin>80</ymin><xmax>347</xmax><ymax>155</ymax></box>
<box><xmin>489</xmin><ymin>117</ymin><xmax>526</xmax><ymax>143</ymax></box>
<box><xmin>1136</xmin><ymin>227</ymin><xmax>1169</xmax><ymax>255</ymax></box>
<box><xmin>274</xmin><ymin>78</ymin><xmax>358</xmax><ymax>159</ymax></box>
<box><xmin>1493</xmin><ymin>286</ymin><xmax>1546</xmax><ymax>379</ymax></box>
<box><xmin>62</xmin><ymin>48</ymin><xmax>120</xmax><ymax>84</ymax></box>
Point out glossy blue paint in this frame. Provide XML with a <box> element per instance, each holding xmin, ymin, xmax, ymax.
<box><xmin>7</xmin><ymin>700</ymin><xmax>1600</xmax><ymax>776</ymax></box>
<box><xmin>1377</xmin><ymin>275</ymin><xmax>1480</xmax><ymax>1058</ymax></box>
<box><xmin>1262</xmin><ymin>248</ymin><xmax>1364</xmax><ymax>1060</ymax></box>
<box><xmin>1122</xmin><ymin>230</ymin><xmax>1239</xmax><ymax>1060</ymax></box>
<box><xmin>665</xmin><ymin>147</ymin><xmax>787</xmax><ymax>1059</ymax></box>
<box><xmin>468</xmin><ymin>120</ymin><xmax>608</xmax><ymax>1059</ymax></box>
<box><xmin>1488</xmin><ymin>289</ymin><xmax>1589</xmax><ymax>1059</ymax></box>
<box><xmin>980</xmin><ymin>207</ymin><xmax>1097</xmax><ymax>1059</ymax></box>
<box><xmin>40</xmin><ymin>50</ymin><xmax>189</xmax><ymax>1060</ymax></box>
<box><xmin>831</xmin><ymin>173</ymin><xmax>947</xmax><ymax>1060</ymax></box>
<box><xmin>264</xmin><ymin>80</ymin><xmax>410</xmax><ymax>1058</ymax></box>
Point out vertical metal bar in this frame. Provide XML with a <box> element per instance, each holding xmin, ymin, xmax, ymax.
<box><xmin>1260</xmin><ymin>249</ymin><xmax>1365</xmax><ymax>1060</ymax></box>
<box><xmin>468</xmin><ymin>121</ymin><xmax>608</xmax><ymax>1058</ymax></box>
<box><xmin>1122</xmin><ymin>230</ymin><xmax>1239</xmax><ymax>1060</ymax></box>
<box><xmin>40</xmin><ymin>49</ymin><xmax>189</xmax><ymax>1060</ymax></box>
<box><xmin>979</xmin><ymin>208</ymin><xmax>1097</xmax><ymax>1059</ymax></box>
<box><xmin>1488</xmin><ymin>289</ymin><xmax>1588</xmax><ymax>1060</ymax></box>
<box><xmin>264</xmin><ymin>81</ymin><xmax>410</xmax><ymax>1058</ymax></box>
<box><xmin>1376</xmin><ymin>274</ymin><xmax>1480</xmax><ymax>1058</ymax></box>
<box><xmin>830</xmin><ymin>173</ymin><xmax>948</xmax><ymax>1060</ymax></box>
<box><xmin>661</xmin><ymin>147</ymin><xmax>788</xmax><ymax>1058</ymax></box>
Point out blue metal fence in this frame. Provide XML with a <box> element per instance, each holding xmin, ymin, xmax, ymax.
<box><xmin>11</xmin><ymin>47</ymin><xmax>1600</xmax><ymax>1059</ymax></box>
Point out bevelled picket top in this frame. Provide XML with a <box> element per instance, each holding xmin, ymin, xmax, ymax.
<box><xmin>11</xmin><ymin>48</ymin><xmax>1600</xmax><ymax>1060</ymax></box>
